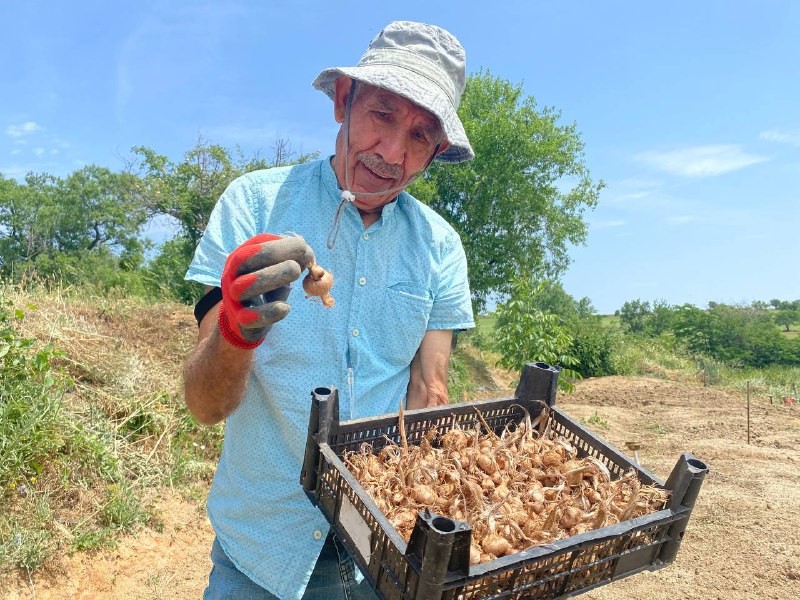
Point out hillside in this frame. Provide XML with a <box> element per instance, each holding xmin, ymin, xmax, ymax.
<box><xmin>1</xmin><ymin>290</ymin><xmax>799</xmax><ymax>599</ymax></box>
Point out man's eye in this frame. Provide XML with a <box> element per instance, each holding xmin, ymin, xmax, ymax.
<box><xmin>375</xmin><ymin>111</ymin><xmax>390</xmax><ymax>120</ymax></box>
<box><xmin>413</xmin><ymin>130</ymin><xmax>430</xmax><ymax>144</ymax></box>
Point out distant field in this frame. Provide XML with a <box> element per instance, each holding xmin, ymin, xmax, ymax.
<box><xmin>475</xmin><ymin>315</ymin><xmax>496</xmax><ymax>336</ymax></box>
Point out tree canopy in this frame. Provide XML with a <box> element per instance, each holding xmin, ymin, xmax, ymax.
<box><xmin>411</xmin><ymin>71</ymin><xmax>603</xmax><ymax>312</ymax></box>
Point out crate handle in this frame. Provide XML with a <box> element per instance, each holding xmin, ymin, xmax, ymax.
<box><xmin>514</xmin><ymin>362</ymin><xmax>560</xmax><ymax>407</ymax></box>
<box><xmin>300</xmin><ymin>386</ymin><xmax>341</xmax><ymax>502</ymax></box>
<box><xmin>405</xmin><ymin>509</ymin><xmax>472</xmax><ymax>600</ymax></box>
<box><xmin>658</xmin><ymin>452</ymin><xmax>709</xmax><ymax>564</ymax></box>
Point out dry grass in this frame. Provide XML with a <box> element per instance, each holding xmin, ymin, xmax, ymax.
<box><xmin>1</xmin><ymin>284</ymin><xmax>219</xmax><ymax>578</ymax></box>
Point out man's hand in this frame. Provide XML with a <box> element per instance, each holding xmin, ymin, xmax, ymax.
<box><xmin>219</xmin><ymin>234</ymin><xmax>316</xmax><ymax>348</ymax></box>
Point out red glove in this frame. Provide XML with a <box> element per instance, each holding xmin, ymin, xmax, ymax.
<box><xmin>218</xmin><ymin>234</ymin><xmax>315</xmax><ymax>349</ymax></box>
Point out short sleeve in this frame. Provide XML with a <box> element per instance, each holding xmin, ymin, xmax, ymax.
<box><xmin>427</xmin><ymin>232</ymin><xmax>475</xmax><ymax>331</ymax></box>
<box><xmin>185</xmin><ymin>176</ymin><xmax>259</xmax><ymax>287</ymax></box>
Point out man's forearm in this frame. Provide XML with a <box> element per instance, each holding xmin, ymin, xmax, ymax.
<box><xmin>184</xmin><ymin>326</ymin><xmax>254</xmax><ymax>425</ymax></box>
<box><xmin>406</xmin><ymin>330</ymin><xmax>452</xmax><ymax>409</ymax></box>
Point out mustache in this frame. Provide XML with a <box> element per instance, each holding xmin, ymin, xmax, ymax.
<box><xmin>356</xmin><ymin>152</ymin><xmax>403</xmax><ymax>180</ymax></box>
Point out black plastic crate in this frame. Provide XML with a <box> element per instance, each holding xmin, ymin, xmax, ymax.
<box><xmin>300</xmin><ymin>363</ymin><xmax>708</xmax><ymax>599</ymax></box>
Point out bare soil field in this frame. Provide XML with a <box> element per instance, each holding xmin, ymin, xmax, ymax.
<box><xmin>3</xmin><ymin>375</ymin><xmax>799</xmax><ymax>599</ymax></box>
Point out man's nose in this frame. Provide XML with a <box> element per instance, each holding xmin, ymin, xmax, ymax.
<box><xmin>375</xmin><ymin>133</ymin><xmax>406</xmax><ymax>166</ymax></box>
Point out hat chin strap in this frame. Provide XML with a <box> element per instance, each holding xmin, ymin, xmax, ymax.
<box><xmin>327</xmin><ymin>80</ymin><xmax>440</xmax><ymax>249</ymax></box>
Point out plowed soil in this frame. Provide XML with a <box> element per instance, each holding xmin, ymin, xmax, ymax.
<box><xmin>3</xmin><ymin>376</ymin><xmax>799</xmax><ymax>599</ymax></box>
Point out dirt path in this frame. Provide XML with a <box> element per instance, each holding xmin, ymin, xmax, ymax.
<box><xmin>3</xmin><ymin>376</ymin><xmax>800</xmax><ymax>599</ymax></box>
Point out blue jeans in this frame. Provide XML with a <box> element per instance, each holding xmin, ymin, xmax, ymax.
<box><xmin>203</xmin><ymin>534</ymin><xmax>380</xmax><ymax>600</ymax></box>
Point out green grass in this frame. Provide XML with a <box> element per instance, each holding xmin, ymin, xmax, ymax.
<box><xmin>0</xmin><ymin>284</ymin><xmax>221</xmax><ymax>576</ymax></box>
<box><xmin>475</xmin><ymin>315</ymin><xmax>496</xmax><ymax>337</ymax></box>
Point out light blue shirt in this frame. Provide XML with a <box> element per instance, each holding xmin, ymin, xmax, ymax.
<box><xmin>186</xmin><ymin>158</ymin><xmax>474</xmax><ymax>599</ymax></box>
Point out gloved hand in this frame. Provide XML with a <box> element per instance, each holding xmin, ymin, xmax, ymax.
<box><xmin>218</xmin><ymin>234</ymin><xmax>316</xmax><ymax>349</ymax></box>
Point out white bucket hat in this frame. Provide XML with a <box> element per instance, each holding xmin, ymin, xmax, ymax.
<box><xmin>312</xmin><ymin>21</ymin><xmax>474</xmax><ymax>163</ymax></box>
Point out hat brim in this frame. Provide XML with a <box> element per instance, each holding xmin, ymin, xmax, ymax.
<box><xmin>313</xmin><ymin>65</ymin><xmax>474</xmax><ymax>164</ymax></box>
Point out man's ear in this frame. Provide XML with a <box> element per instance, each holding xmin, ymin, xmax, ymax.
<box><xmin>333</xmin><ymin>76</ymin><xmax>353</xmax><ymax>124</ymax></box>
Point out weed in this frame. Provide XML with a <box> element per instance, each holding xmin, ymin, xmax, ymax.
<box><xmin>0</xmin><ymin>495</ymin><xmax>57</xmax><ymax>573</ymax></box>
<box><xmin>102</xmin><ymin>483</ymin><xmax>148</xmax><ymax>530</ymax></box>
<box><xmin>70</xmin><ymin>528</ymin><xmax>116</xmax><ymax>552</ymax></box>
<box><xmin>146</xmin><ymin>569</ymin><xmax>174</xmax><ymax>599</ymax></box>
<box><xmin>582</xmin><ymin>411</ymin><xmax>609</xmax><ymax>430</ymax></box>
<box><xmin>648</xmin><ymin>422</ymin><xmax>670</xmax><ymax>435</ymax></box>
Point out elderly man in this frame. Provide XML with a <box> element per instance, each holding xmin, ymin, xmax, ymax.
<box><xmin>184</xmin><ymin>21</ymin><xmax>475</xmax><ymax>600</ymax></box>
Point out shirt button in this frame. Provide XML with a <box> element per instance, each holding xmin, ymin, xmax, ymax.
<box><xmin>313</xmin><ymin>530</ymin><xmax>322</xmax><ymax>540</ymax></box>
<box><xmin>352</xmin><ymin>328</ymin><xmax>360</xmax><ymax>337</ymax></box>
<box><xmin>359</xmin><ymin>277</ymin><xmax>367</xmax><ymax>286</ymax></box>
<box><xmin>362</xmin><ymin>233</ymin><xmax>369</xmax><ymax>240</ymax></box>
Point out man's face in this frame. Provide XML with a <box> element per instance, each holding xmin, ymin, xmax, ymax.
<box><xmin>332</xmin><ymin>78</ymin><xmax>449</xmax><ymax>214</ymax></box>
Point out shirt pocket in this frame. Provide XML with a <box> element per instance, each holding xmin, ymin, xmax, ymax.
<box><xmin>375</xmin><ymin>282</ymin><xmax>433</xmax><ymax>367</ymax></box>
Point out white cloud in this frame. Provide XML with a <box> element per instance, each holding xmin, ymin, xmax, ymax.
<box><xmin>603</xmin><ymin>177</ymin><xmax>663</xmax><ymax>205</ymax></box>
<box><xmin>637</xmin><ymin>145</ymin><xmax>768</xmax><ymax>177</ymax></box>
<box><xmin>33</xmin><ymin>147</ymin><xmax>45</xmax><ymax>157</ymax></box>
<box><xmin>6</xmin><ymin>121</ymin><xmax>43</xmax><ymax>137</ymax></box>
<box><xmin>760</xmin><ymin>129</ymin><xmax>800</xmax><ymax>147</ymax></box>
<box><xmin>10</xmin><ymin>149</ymin><xmax>21</xmax><ymax>155</ymax></box>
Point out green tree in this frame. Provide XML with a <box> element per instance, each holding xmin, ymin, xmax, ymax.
<box><xmin>57</xmin><ymin>166</ymin><xmax>148</xmax><ymax>254</ymax></box>
<box><xmin>619</xmin><ymin>299</ymin><xmax>651</xmax><ymax>334</ymax></box>
<box><xmin>493</xmin><ymin>276</ymin><xmax>579</xmax><ymax>390</ymax></box>
<box><xmin>532</xmin><ymin>281</ymin><xmax>580</xmax><ymax>322</ymax></box>
<box><xmin>775</xmin><ymin>310</ymin><xmax>799</xmax><ymax>332</ymax></box>
<box><xmin>0</xmin><ymin>168</ymin><xmax>148</xmax><ymax>286</ymax></box>
<box><xmin>671</xmin><ymin>302</ymin><xmax>789</xmax><ymax>367</ymax></box>
<box><xmin>134</xmin><ymin>139</ymin><xmax>319</xmax><ymax>303</ymax></box>
<box><xmin>647</xmin><ymin>299</ymin><xmax>675</xmax><ymax>336</ymax></box>
<box><xmin>0</xmin><ymin>173</ymin><xmax>58</xmax><ymax>275</ymax></box>
<box><xmin>410</xmin><ymin>71</ymin><xmax>603</xmax><ymax>312</ymax></box>
<box><xmin>133</xmin><ymin>142</ymin><xmax>240</xmax><ymax>249</ymax></box>
<box><xmin>575</xmin><ymin>297</ymin><xmax>596</xmax><ymax>319</ymax></box>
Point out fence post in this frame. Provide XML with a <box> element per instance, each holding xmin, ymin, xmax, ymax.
<box><xmin>746</xmin><ymin>381</ymin><xmax>750</xmax><ymax>445</ymax></box>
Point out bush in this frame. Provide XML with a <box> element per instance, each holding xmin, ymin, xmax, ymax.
<box><xmin>493</xmin><ymin>277</ymin><xmax>579</xmax><ymax>390</ymax></box>
<box><xmin>568</xmin><ymin>318</ymin><xmax>619</xmax><ymax>378</ymax></box>
<box><xmin>0</xmin><ymin>291</ymin><xmax>67</xmax><ymax>487</ymax></box>
<box><xmin>12</xmin><ymin>250</ymin><xmax>152</xmax><ymax>299</ymax></box>
<box><xmin>145</xmin><ymin>237</ymin><xmax>204</xmax><ymax>304</ymax></box>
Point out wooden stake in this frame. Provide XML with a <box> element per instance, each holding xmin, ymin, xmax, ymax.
<box><xmin>747</xmin><ymin>381</ymin><xmax>751</xmax><ymax>445</ymax></box>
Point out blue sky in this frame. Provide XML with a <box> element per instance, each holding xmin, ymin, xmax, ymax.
<box><xmin>2</xmin><ymin>1</ymin><xmax>798</xmax><ymax>314</ymax></box>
